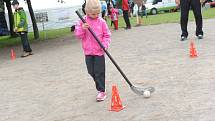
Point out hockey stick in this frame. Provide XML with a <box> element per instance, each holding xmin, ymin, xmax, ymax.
<box><xmin>75</xmin><ymin>11</ymin><xmax>155</xmax><ymax>95</ymax></box>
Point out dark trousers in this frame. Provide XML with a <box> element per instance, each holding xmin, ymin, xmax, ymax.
<box><xmin>123</xmin><ymin>10</ymin><xmax>131</xmax><ymax>28</ymax></box>
<box><xmin>20</xmin><ymin>32</ymin><xmax>32</xmax><ymax>52</ymax></box>
<box><xmin>180</xmin><ymin>0</ymin><xmax>203</xmax><ymax>37</ymax></box>
<box><xmin>85</xmin><ymin>55</ymin><xmax>105</xmax><ymax>92</ymax></box>
<box><xmin>111</xmin><ymin>21</ymin><xmax>114</xmax><ymax>26</ymax></box>
<box><xmin>102</xmin><ymin>10</ymin><xmax>106</xmax><ymax>19</ymax></box>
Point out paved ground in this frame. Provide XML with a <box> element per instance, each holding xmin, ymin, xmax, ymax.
<box><xmin>0</xmin><ymin>19</ymin><xmax>215</xmax><ymax>121</ymax></box>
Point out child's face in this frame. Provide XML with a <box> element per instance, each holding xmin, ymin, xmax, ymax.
<box><xmin>88</xmin><ymin>11</ymin><xmax>100</xmax><ymax>19</ymax></box>
<box><xmin>12</xmin><ymin>4</ymin><xmax>19</xmax><ymax>9</ymax></box>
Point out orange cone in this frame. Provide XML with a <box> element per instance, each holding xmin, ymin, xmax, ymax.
<box><xmin>190</xmin><ymin>41</ymin><xmax>198</xmax><ymax>58</ymax></box>
<box><xmin>11</xmin><ymin>49</ymin><xmax>16</xmax><ymax>60</ymax></box>
<box><xmin>110</xmin><ymin>85</ymin><xmax>125</xmax><ymax>112</ymax></box>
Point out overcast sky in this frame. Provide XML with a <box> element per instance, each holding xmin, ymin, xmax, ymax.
<box><xmin>18</xmin><ymin>0</ymin><xmax>84</xmax><ymax>10</ymax></box>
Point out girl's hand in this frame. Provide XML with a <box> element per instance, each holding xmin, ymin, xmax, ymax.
<box><xmin>82</xmin><ymin>23</ymin><xmax>90</xmax><ymax>29</ymax></box>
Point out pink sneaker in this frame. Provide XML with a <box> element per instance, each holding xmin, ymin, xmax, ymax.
<box><xmin>96</xmin><ymin>92</ymin><xmax>106</xmax><ymax>102</ymax></box>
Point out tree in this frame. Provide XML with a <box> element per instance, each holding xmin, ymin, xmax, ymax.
<box><xmin>5</xmin><ymin>0</ymin><xmax>16</xmax><ymax>36</ymax></box>
<box><xmin>0</xmin><ymin>0</ymin><xmax>9</xmax><ymax>36</ymax></box>
<box><xmin>0</xmin><ymin>0</ymin><xmax>39</xmax><ymax>39</ymax></box>
<box><xmin>25</xmin><ymin>0</ymin><xmax>39</xmax><ymax>39</ymax></box>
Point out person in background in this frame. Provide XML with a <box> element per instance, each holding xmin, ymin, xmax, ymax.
<box><xmin>175</xmin><ymin>0</ymin><xmax>205</xmax><ymax>41</ymax></box>
<box><xmin>101</xmin><ymin>1</ymin><xmax>107</xmax><ymax>20</ymax></box>
<box><xmin>107</xmin><ymin>3</ymin><xmax>114</xmax><ymax>27</ymax></box>
<box><xmin>109</xmin><ymin>4</ymin><xmax>119</xmax><ymax>30</ymax></box>
<box><xmin>82</xmin><ymin>0</ymin><xmax>86</xmax><ymax>15</ymax></box>
<box><xmin>138</xmin><ymin>1</ymin><xmax>146</xmax><ymax>25</ymax></box>
<box><xmin>122</xmin><ymin>0</ymin><xmax>131</xmax><ymax>29</ymax></box>
<box><xmin>106</xmin><ymin>0</ymin><xmax>116</xmax><ymax>8</ymax></box>
<box><xmin>133</xmin><ymin>4</ymin><xmax>139</xmax><ymax>26</ymax></box>
<box><xmin>112</xmin><ymin>0</ymin><xmax>117</xmax><ymax>7</ymax></box>
<box><xmin>12</xmin><ymin>0</ymin><xmax>33</xmax><ymax>57</ymax></box>
<box><xmin>130</xmin><ymin>2</ymin><xmax>135</xmax><ymax>17</ymax></box>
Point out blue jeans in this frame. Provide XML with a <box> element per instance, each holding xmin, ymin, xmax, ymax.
<box><xmin>20</xmin><ymin>32</ymin><xmax>32</xmax><ymax>52</ymax></box>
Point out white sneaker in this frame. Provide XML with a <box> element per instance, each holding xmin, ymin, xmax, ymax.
<box><xmin>197</xmin><ymin>35</ymin><xmax>203</xmax><ymax>39</ymax></box>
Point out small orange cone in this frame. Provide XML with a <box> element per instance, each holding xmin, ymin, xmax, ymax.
<box><xmin>11</xmin><ymin>49</ymin><xmax>16</xmax><ymax>60</ymax></box>
<box><xmin>109</xmin><ymin>85</ymin><xmax>125</xmax><ymax>112</ymax></box>
<box><xmin>190</xmin><ymin>41</ymin><xmax>198</xmax><ymax>58</ymax></box>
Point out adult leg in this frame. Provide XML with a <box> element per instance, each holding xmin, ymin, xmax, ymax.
<box><xmin>180</xmin><ymin>0</ymin><xmax>191</xmax><ymax>37</ymax></box>
<box><xmin>191</xmin><ymin>0</ymin><xmax>203</xmax><ymax>36</ymax></box>
<box><xmin>123</xmin><ymin>10</ymin><xmax>131</xmax><ymax>28</ymax></box>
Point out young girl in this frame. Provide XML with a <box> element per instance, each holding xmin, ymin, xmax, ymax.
<box><xmin>75</xmin><ymin>0</ymin><xmax>111</xmax><ymax>102</ymax></box>
<box><xmin>109</xmin><ymin>5</ymin><xmax>119</xmax><ymax>30</ymax></box>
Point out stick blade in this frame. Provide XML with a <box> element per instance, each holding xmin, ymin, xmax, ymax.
<box><xmin>131</xmin><ymin>85</ymin><xmax>155</xmax><ymax>95</ymax></box>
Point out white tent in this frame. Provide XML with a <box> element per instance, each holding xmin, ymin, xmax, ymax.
<box><xmin>6</xmin><ymin>0</ymin><xmax>84</xmax><ymax>31</ymax></box>
<box><xmin>17</xmin><ymin>0</ymin><xmax>84</xmax><ymax>10</ymax></box>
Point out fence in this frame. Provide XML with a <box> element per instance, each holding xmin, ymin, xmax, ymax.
<box><xmin>5</xmin><ymin>5</ymin><xmax>82</xmax><ymax>32</ymax></box>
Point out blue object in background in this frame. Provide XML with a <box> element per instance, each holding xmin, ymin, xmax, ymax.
<box><xmin>118</xmin><ymin>9</ymin><xmax>123</xmax><ymax>15</ymax></box>
<box><xmin>0</xmin><ymin>12</ymin><xmax>9</xmax><ymax>36</ymax></box>
<box><xmin>101</xmin><ymin>2</ymin><xmax>107</xmax><ymax>11</ymax></box>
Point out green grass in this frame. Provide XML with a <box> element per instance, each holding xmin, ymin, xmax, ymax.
<box><xmin>0</xmin><ymin>8</ymin><xmax>215</xmax><ymax>48</ymax></box>
<box><xmin>0</xmin><ymin>27</ymin><xmax>71</xmax><ymax>48</ymax></box>
<box><xmin>107</xmin><ymin>7</ymin><xmax>215</xmax><ymax>28</ymax></box>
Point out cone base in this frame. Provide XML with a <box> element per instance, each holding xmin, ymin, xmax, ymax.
<box><xmin>109</xmin><ymin>106</ymin><xmax>126</xmax><ymax>112</ymax></box>
<box><xmin>11</xmin><ymin>58</ymin><xmax>15</xmax><ymax>60</ymax></box>
<box><xmin>190</xmin><ymin>55</ymin><xmax>198</xmax><ymax>58</ymax></box>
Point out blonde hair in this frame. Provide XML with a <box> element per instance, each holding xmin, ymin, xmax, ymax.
<box><xmin>85</xmin><ymin>0</ymin><xmax>101</xmax><ymax>14</ymax></box>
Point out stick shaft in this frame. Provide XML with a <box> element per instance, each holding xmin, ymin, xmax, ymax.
<box><xmin>75</xmin><ymin>11</ymin><xmax>133</xmax><ymax>87</ymax></box>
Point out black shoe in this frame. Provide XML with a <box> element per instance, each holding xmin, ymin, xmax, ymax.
<box><xmin>180</xmin><ymin>36</ymin><xmax>187</xmax><ymax>41</ymax></box>
<box><xmin>124</xmin><ymin>27</ymin><xmax>131</xmax><ymax>30</ymax></box>
<box><xmin>197</xmin><ymin>35</ymin><xmax>203</xmax><ymax>39</ymax></box>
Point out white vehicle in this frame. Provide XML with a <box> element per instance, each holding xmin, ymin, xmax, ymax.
<box><xmin>145</xmin><ymin>0</ymin><xmax>177</xmax><ymax>15</ymax></box>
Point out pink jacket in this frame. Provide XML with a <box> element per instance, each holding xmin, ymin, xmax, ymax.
<box><xmin>110</xmin><ymin>8</ymin><xmax>119</xmax><ymax>21</ymax></box>
<box><xmin>75</xmin><ymin>16</ymin><xmax>111</xmax><ymax>56</ymax></box>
